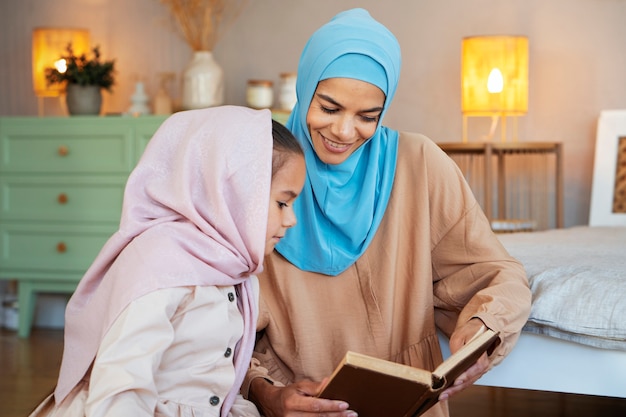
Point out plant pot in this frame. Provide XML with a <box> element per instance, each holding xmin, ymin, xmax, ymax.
<box><xmin>66</xmin><ymin>84</ymin><xmax>103</xmax><ymax>115</ymax></box>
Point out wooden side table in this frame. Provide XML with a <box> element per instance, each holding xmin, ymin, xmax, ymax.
<box><xmin>438</xmin><ymin>142</ymin><xmax>563</xmax><ymax>231</ymax></box>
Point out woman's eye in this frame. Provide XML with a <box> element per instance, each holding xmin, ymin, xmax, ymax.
<box><xmin>320</xmin><ymin>105</ymin><xmax>338</xmax><ymax>114</ymax></box>
<box><xmin>360</xmin><ymin>114</ymin><xmax>380</xmax><ymax>123</ymax></box>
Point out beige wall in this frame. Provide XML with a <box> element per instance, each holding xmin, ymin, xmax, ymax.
<box><xmin>1</xmin><ymin>0</ymin><xmax>625</xmax><ymax>227</ymax></box>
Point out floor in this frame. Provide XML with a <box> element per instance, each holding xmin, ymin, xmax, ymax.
<box><xmin>2</xmin><ymin>328</ymin><xmax>63</xmax><ymax>417</ymax></box>
<box><xmin>2</xmin><ymin>327</ymin><xmax>626</xmax><ymax>417</ymax></box>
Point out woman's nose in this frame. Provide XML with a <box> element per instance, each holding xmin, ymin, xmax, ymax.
<box><xmin>333</xmin><ymin>114</ymin><xmax>355</xmax><ymax>140</ymax></box>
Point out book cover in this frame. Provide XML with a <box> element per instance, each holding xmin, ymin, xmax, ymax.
<box><xmin>317</xmin><ymin>329</ymin><xmax>499</xmax><ymax>417</ymax></box>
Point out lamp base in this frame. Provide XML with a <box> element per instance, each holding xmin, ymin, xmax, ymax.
<box><xmin>463</xmin><ymin>113</ymin><xmax>521</xmax><ymax>143</ymax></box>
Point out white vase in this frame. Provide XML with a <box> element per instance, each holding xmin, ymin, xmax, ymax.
<box><xmin>182</xmin><ymin>51</ymin><xmax>224</xmax><ymax>110</ymax></box>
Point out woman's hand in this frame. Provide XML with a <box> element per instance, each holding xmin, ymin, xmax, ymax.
<box><xmin>438</xmin><ymin>319</ymin><xmax>492</xmax><ymax>401</ymax></box>
<box><xmin>249</xmin><ymin>377</ymin><xmax>357</xmax><ymax>417</ymax></box>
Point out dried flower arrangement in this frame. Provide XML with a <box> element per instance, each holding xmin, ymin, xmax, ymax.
<box><xmin>160</xmin><ymin>0</ymin><xmax>249</xmax><ymax>51</ymax></box>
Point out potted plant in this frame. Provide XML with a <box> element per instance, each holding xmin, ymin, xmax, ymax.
<box><xmin>45</xmin><ymin>44</ymin><xmax>116</xmax><ymax>115</ymax></box>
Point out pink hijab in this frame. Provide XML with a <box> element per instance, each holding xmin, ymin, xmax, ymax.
<box><xmin>55</xmin><ymin>106</ymin><xmax>273</xmax><ymax>416</ymax></box>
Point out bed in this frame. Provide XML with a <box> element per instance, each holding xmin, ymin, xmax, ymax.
<box><xmin>440</xmin><ymin>226</ymin><xmax>626</xmax><ymax>398</ymax></box>
<box><xmin>439</xmin><ymin>110</ymin><xmax>626</xmax><ymax>398</ymax></box>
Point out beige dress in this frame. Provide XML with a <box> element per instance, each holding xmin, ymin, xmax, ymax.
<box><xmin>30</xmin><ymin>285</ymin><xmax>260</xmax><ymax>417</ymax></box>
<box><xmin>243</xmin><ymin>132</ymin><xmax>532</xmax><ymax>417</ymax></box>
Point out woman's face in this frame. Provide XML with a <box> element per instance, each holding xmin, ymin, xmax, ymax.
<box><xmin>265</xmin><ymin>154</ymin><xmax>306</xmax><ymax>255</ymax></box>
<box><xmin>306</xmin><ymin>77</ymin><xmax>386</xmax><ymax>165</ymax></box>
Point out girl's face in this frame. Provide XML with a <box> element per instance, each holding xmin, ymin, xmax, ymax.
<box><xmin>306</xmin><ymin>77</ymin><xmax>386</xmax><ymax>165</ymax></box>
<box><xmin>265</xmin><ymin>154</ymin><xmax>306</xmax><ymax>254</ymax></box>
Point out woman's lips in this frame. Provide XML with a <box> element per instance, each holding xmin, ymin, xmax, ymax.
<box><xmin>322</xmin><ymin>135</ymin><xmax>351</xmax><ymax>153</ymax></box>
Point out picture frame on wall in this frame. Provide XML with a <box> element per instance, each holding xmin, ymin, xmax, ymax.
<box><xmin>589</xmin><ymin>109</ymin><xmax>626</xmax><ymax>226</ymax></box>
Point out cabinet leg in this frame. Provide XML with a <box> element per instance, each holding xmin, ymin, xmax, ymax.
<box><xmin>17</xmin><ymin>282</ymin><xmax>36</xmax><ymax>338</ymax></box>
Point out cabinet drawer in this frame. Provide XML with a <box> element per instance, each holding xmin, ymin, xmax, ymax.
<box><xmin>0</xmin><ymin>126</ymin><xmax>133</xmax><ymax>174</ymax></box>
<box><xmin>0</xmin><ymin>176</ymin><xmax>126</xmax><ymax>222</ymax></box>
<box><xmin>0</xmin><ymin>223</ymin><xmax>114</xmax><ymax>273</ymax></box>
<box><xmin>134</xmin><ymin>120</ymin><xmax>163</xmax><ymax>164</ymax></box>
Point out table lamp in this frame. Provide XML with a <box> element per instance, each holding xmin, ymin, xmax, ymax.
<box><xmin>32</xmin><ymin>28</ymin><xmax>90</xmax><ymax>115</ymax></box>
<box><xmin>461</xmin><ymin>35</ymin><xmax>528</xmax><ymax>142</ymax></box>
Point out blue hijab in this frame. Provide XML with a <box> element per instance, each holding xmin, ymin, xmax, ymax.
<box><xmin>276</xmin><ymin>8</ymin><xmax>402</xmax><ymax>275</ymax></box>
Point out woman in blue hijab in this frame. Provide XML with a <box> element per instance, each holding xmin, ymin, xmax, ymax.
<box><xmin>276</xmin><ymin>8</ymin><xmax>400</xmax><ymax>275</ymax></box>
<box><xmin>244</xmin><ymin>9</ymin><xmax>531</xmax><ymax>417</ymax></box>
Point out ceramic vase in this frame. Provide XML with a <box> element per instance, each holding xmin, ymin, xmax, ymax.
<box><xmin>182</xmin><ymin>51</ymin><xmax>224</xmax><ymax>110</ymax></box>
<box><xmin>127</xmin><ymin>82</ymin><xmax>151</xmax><ymax>116</ymax></box>
<box><xmin>65</xmin><ymin>84</ymin><xmax>102</xmax><ymax>115</ymax></box>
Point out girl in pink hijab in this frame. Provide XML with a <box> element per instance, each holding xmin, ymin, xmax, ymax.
<box><xmin>29</xmin><ymin>105</ymin><xmax>306</xmax><ymax>417</ymax></box>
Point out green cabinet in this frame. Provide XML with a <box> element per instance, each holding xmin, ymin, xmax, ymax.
<box><xmin>0</xmin><ymin>115</ymin><xmax>167</xmax><ymax>337</ymax></box>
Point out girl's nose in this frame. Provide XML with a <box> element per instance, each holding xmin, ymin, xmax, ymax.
<box><xmin>283</xmin><ymin>207</ymin><xmax>297</xmax><ymax>228</ymax></box>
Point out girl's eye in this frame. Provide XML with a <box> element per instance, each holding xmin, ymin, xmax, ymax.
<box><xmin>277</xmin><ymin>201</ymin><xmax>288</xmax><ymax>209</ymax></box>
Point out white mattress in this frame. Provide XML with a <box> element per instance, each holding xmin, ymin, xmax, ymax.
<box><xmin>438</xmin><ymin>331</ymin><xmax>626</xmax><ymax>397</ymax></box>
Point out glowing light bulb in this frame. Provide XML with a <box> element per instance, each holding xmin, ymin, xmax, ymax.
<box><xmin>54</xmin><ymin>59</ymin><xmax>67</xmax><ymax>74</ymax></box>
<box><xmin>487</xmin><ymin>68</ymin><xmax>503</xmax><ymax>93</ymax></box>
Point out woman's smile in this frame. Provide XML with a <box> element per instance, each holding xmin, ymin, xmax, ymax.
<box><xmin>321</xmin><ymin>134</ymin><xmax>353</xmax><ymax>152</ymax></box>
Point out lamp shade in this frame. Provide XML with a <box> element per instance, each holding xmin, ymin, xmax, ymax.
<box><xmin>462</xmin><ymin>35</ymin><xmax>528</xmax><ymax>115</ymax></box>
<box><xmin>32</xmin><ymin>28</ymin><xmax>90</xmax><ymax>97</ymax></box>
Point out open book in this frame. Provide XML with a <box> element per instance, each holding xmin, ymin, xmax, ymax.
<box><xmin>316</xmin><ymin>329</ymin><xmax>499</xmax><ymax>417</ymax></box>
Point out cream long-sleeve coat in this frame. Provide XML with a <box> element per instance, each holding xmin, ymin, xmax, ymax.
<box><xmin>243</xmin><ymin>132</ymin><xmax>531</xmax><ymax>417</ymax></box>
<box><xmin>30</xmin><ymin>285</ymin><xmax>261</xmax><ymax>417</ymax></box>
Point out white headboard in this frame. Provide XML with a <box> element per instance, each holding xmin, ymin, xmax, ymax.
<box><xmin>589</xmin><ymin>109</ymin><xmax>626</xmax><ymax>226</ymax></box>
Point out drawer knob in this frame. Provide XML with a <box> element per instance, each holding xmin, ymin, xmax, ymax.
<box><xmin>58</xmin><ymin>146</ymin><xmax>69</xmax><ymax>156</ymax></box>
<box><xmin>56</xmin><ymin>242</ymin><xmax>67</xmax><ymax>253</ymax></box>
<box><xmin>57</xmin><ymin>193</ymin><xmax>68</xmax><ymax>204</ymax></box>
